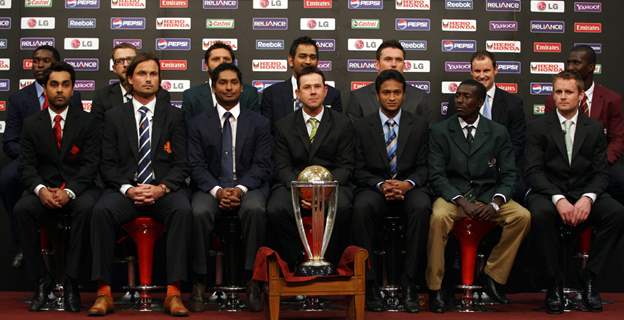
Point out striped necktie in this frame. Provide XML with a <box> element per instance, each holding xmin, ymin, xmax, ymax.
<box><xmin>308</xmin><ymin>118</ymin><xmax>319</xmax><ymax>142</ymax></box>
<box><xmin>221</xmin><ymin>112</ymin><xmax>234</xmax><ymax>186</ymax></box>
<box><xmin>136</xmin><ymin>106</ymin><xmax>154</xmax><ymax>184</ymax></box>
<box><xmin>386</xmin><ymin>119</ymin><xmax>398</xmax><ymax>177</ymax></box>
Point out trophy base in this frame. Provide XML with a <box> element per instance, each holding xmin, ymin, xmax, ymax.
<box><xmin>295</xmin><ymin>261</ymin><xmax>337</xmax><ymax>276</ymax></box>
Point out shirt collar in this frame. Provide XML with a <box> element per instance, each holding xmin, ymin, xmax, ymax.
<box><xmin>48</xmin><ymin>105</ymin><xmax>69</xmax><ymax>122</ymax></box>
<box><xmin>585</xmin><ymin>81</ymin><xmax>595</xmax><ymax>103</ymax></box>
<box><xmin>35</xmin><ymin>81</ymin><xmax>45</xmax><ymax>98</ymax></box>
<box><xmin>216</xmin><ymin>103</ymin><xmax>241</xmax><ymax>121</ymax></box>
<box><xmin>458</xmin><ymin>114</ymin><xmax>481</xmax><ymax>130</ymax></box>
<box><xmin>132</xmin><ymin>96</ymin><xmax>157</xmax><ymax>114</ymax></box>
<box><xmin>291</xmin><ymin>75</ymin><xmax>298</xmax><ymax>99</ymax></box>
<box><xmin>486</xmin><ymin>84</ymin><xmax>496</xmax><ymax>100</ymax></box>
<box><xmin>556</xmin><ymin>109</ymin><xmax>579</xmax><ymax>125</ymax></box>
<box><xmin>302</xmin><ymin>106</ymin><xmax>324</xmax><ymax>124</ymax></box>
<box><xmin>379</xmin><ymin>109</ymin><xmax>402</xmax><ymax>127</ymax></box>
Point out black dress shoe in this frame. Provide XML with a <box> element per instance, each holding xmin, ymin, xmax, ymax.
<box><xmin>428</xmin><ymin>290</ymin><xmax>446</xmax><ymax>313</ymax></box>
<box><xmin>29</xmin><ymin>277</ymin><xmax>52</xmax><ymax>312</ymax></box>
<box><xmin>402</xmin><ymin>284</ymin><xmax>420</xmax><ymax>313</ymax></box>
<box><xmin>190</xmin><ymin>282</ymin><xmax>206</xmax><ymax>312</ymax></box>
<box><xmin>545</xmin><ymin>286</ymin><xmax>564</xmax><ymax>314</ymax></box>
<box><xmin>480</xmin><ymin>273</ymin><xmax>509</xmax><ymax>304</ymax></box>
<box><xmin>582</xmin><ymin>279</ymin><xmax>603</xmax><ymax>312</ymax></box>
<box><xmin>63</xmin><ymin>277</ymin><xmax>81</xmax><ymax>312</ymax></box>
<box><xmin>247</xmin><ymin>280</ymin><xmax>263</xmax><ymax>312</ymax></box>
<box><xmin>365</xmin><ymin>285</ymin><xmax>384</xmax><ymax>312</ymax></box>
<box><xmin>11</xmin><ymin>251</ymin><xmax>23</xmax><ymax>269</ymax></box>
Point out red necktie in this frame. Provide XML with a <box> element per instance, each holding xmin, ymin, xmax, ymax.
<box><xmin>580</xmin><ymin>96</ymin><xmax>589</xmax><ymax>115</ymax></box>
<box><xmin>42</xmin><ymin>93</ymin><xmax>49</xmax><ymax>110</ymax></box>
<box><xmin>53</xmin><ymin>115</ymin><xmax>62</xmax><ymax>150</ymax></box>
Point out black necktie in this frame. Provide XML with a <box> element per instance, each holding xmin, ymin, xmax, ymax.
<box><xmin>465</xmin><ymin>125</ymin><xmax>475</xmax><ymax>145</ymax></box>
<box><xmin>221</xmin><ymin>112</ymin><xmax>234</xmax><ymax>187</ymax></box>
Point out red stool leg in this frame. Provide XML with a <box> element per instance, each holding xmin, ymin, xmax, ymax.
<box><xmin>579</xmin><ymin>227</ymin><xmax>592</xmax><ymax>270</ymax></box>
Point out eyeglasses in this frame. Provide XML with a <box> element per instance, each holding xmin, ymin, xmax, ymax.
<box><xmin>113</xmin><ymin>57</ymin><xmax>134</xmax><ymax>65</ymax></box>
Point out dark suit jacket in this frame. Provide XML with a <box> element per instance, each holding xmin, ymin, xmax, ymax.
<box><xmin>100</xmin><ymin>100</ymin><xmax>189</xmax><ymax>191</ymax></box>
<box><xmin>92</xmin><ymin>82</ymin><xmax>171</xmax><ymax>121</ymax></box>
<box><xmin>444</xmin><ymin>87</ymin><xmax>526</xmax><ymax>163</ymax></box>
<box><xmin>347</xmin><ymin>83</ymin><xmax>429</xmax><ymax>121</ymax></box>
<box><xmin>187</xmin><ymin>108</ymin><xmax>273</xmax><ymax>194</ymax></box>
<box><xmin>354</xmin><ymin>110</ymin><xmax>429</xmax><ymax>190</ymax></box>
<box><xmin>182</xmin><ymin>83</ymin><xmax>260</xmax><ymax>124</ymax></box>
<box><xmin>429</xmin><ymin>115</ymin><xmax>517</xmax><ymax>203</ymax></box>
<box><xmin>3</xmin><ymin>83</ymin><xmax>82</xmax><ymax>159</ymax></box>
<box><xmin>545</xmin><ymin>83</ymin><xmax>624</xmax><ymax>164</ymax></box>
<box><xmin>19</xmin><ymin>107</ymin><xmax>99</xmax><ymax>196</ymax></box>
<box><xmin>525</xmin><ymin>111</ymin><xmax>608</xmax><ymax>199</ymax></box>
<box><xmin>273</xmin><ymin>108</ymin><xmax>354</xmax><ymax>187</ymax></box>
<box><xmin>260</xmin><ymin>79</ymin><xmax>342</xmax><ymax>124</ymax></box>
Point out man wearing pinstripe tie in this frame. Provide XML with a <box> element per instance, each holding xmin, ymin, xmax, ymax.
<box><xmin>89</xmin><ymin>53</ymin><xmax>192</xmax><ymax>316</ymax></box>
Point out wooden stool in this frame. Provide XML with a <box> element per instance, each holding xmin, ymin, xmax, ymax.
<box><xmin>265</xmin><ymin>247</ymin><xmax>368</xmax><ymax>320</ymax></box>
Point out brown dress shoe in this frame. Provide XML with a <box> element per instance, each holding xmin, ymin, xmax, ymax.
<box><xmin>88</xmin><ymin>295</ymin><xmax>114</xmax><ymax>316</ymax></box>
<box><xmin>164</xmin><ymin>295</ymin><xmax>189</xmax><ymax>317</ymax></box>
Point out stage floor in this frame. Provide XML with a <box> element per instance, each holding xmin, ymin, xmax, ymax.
<box><xmin>0</xmin><ymin>292</ymin><xmax>623</xmax><ymax>319</ymax></box>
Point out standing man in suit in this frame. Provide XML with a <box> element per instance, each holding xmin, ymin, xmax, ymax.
<box><xmin>261</xmin><ymin>36</ymin><xmax>342</xmax><ymax>125</ymax></box>
<box><xmin>426</xmin><ymin>79</ymin><xmax>530</xmax><ymax>313</ymax></box>
<box><xmin>352</xmin><ymin>70</ymin><xmax>431</xmax><ymax>313</ymax></box>
<box><xmin>88</xmin><ymin>53</ymin><xmax>192</xmax><ymax>317</ymax></box>
<box><xmin>187</xmin><ymin>63</ymin><xmax>272</xmax><ymax>312</ymax></box>
<box><xmin>545</xmin><ymin>45</ymin><xmax>624</xmax><ymax>203</ymax></box>
<box><xmin>526</xmin><ymin>71</ymin><xmax>624</xmax><ymax>314</ymax></box>
<box><xmin>1</xmin><ymin>45</ymin><xmax>82</xmax><ymax>269</ymax></box>
<box><xmin>182</xmin><ymin>42</ymin><xmax>260</xmax><ymax>124</ymax></box>
<box><xmin>347</xmin><ymin>40</ymin><xmax>429</xmax><ymax>121</ymax></box>
<box><xmin>15</xmin><ymin>62</ymin><xmax>100</xmax><ymax>312</ymax></box>
<box><xmin>92</xmin><ymin>43</ymin><xmax>171</xmax><ymax>121</ymax></box>
<box><xmin>267</xmin><ymin>67</ymin><xmax>354</xmax><ymax>268</ymax></box>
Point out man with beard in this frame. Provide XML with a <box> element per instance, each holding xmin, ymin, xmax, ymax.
<box><xmin>1</xmin><ymin>45</ymin><xmax>82</xmax><ymax>269</ymax></box>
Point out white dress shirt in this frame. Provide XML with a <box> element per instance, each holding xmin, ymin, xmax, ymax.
<box><xmin>480</xmin><ymin>84</ymin><xmax>497</xmax><ymax>117</ymax></box>
<box><xmin>584</xmin><ymin>81</ymin><xmax>595</xmax><ymax>114</ymax></box>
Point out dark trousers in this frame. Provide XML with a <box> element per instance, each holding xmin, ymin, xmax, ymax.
<box><xmin>528</xmin><ymin>193</ymin><xmax>624</xmax><ymax>284</ymax></box>
<box><xmin>15</xmin><ymin>188</ymin><xmax>99</xmax><ymax>284</ymax></box>
<box><xmin>607</xmin><ymin>158</ymin><xmax>624</xmax><ymax>204</ymax></box>
<box><xmin>267</xmin><ymin>185</ymin><xmax>353</xmax><ymax>269</ymax></box>
<box><xmin>351</xmin><ymin>187</ymin><xmax>431</xmax><ymax>284</ymax></box>
<box><xmin>0</xmin><ymin>159</ymin><xmax>23</xmax><ymax>247</ymax></box>
<box><xmin>90</xmin><ymin>189</ymin><xmax>192</xmax><ymax>284</ymax></box>
<box><xmin>191</xmin><ymin>189</ymin><xmax>267</xmax><ymax>275</ymax></box>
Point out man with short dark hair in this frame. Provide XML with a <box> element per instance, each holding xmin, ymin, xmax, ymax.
<box><xmin>182</xmin><ymin>42</ymin><xmax>260</xmax><ymax>123</ymax></box>
<box><xmin>1</xmin><ymin>45</ymin><xmax>82</xmax><ymax>269</ymax></box>
<box><xmin>427</xmin><ymin>79</ymin><xmax>530</xmax><ymax>313</ymax></box>
<box><xmin>261</xmin><ymin>36</ymin><xmax>342</xmax><ymax>125</ymax></box>
<box><xmin>526</xmin><ymin>70</ymin><xmax>624</xmax><ymax>314</ymax></box>
<box><xmin>347</xmin><ymin>40</ymin><xmax>429</xmax><ymax>121</ymax></box>
<box><xmin>188</xmin><ymin>63</ymin><xmax>272</xmax><ymax>312</ymax></box>
<box><xmin>352</xmin><ymin>69</ymin><xmax>431</xmax><ymax>313</ymax></box>
<box><xmin>15</xmin><ymin>62</ymin><xmax>100</xmax><ymax>312</ymax></box>
<box><xmin>89</xmin><ymin>53</ymin><xmax>192</xmax><ymax>317</ymax></box>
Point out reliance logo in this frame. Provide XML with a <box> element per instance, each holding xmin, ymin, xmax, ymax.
<box><xmin>347</xmin><ymin>59</ymin><xmax>377</xmax><ymax>72</ymax></box>
<box><xmin>574</xmin><ymin>22</ymin><xmax>601</xmax><ymax>33</ymax></box>
<box><xmin>441</xmin><ymin>39</ymin><xmax>476</xmax><ymax>52</ymax></box>
<box><xmin>110</xmin><ymin>17</ymin><xmax>145</xmax><ymax>30</ymax></box>
<box><xmin>252</xmin><ymin>18</ymin><xmax>288</xmax><ymax>30</ymax></box>
<box><xmin>441</xmin><ymin>19</ymin><xmax>476</xmax><ymax>32</ymax></box>
<box><xmin>533</xmin><ymin>42</ymin><xmax>561</xmax><ymax>53</ymax></box>
<box><xmin>486</xmin><ymin>40</ymin><xmax>521</xmax><ymax>53</ymax></box>
<box><xmin>395</xmin><ymin>18</ymin><xmax>430</xmax><ymax>31</ymax></box>
<box><xmin>530</xmin><ymin>20</ymin><xmax>565</xmax><ymax>33</ymax></box>
<box><xmin>64</xmin><ymin>58</ymin><xmax>99</xmax><ymax>71</ymax></box>
<box><xmin>252</xmin><ymin>59</ymin><xmax>288</xmax><ymax>72</ymax></box>
<box><xmin>0</xmin><ymin>17</ymin><xmax>10</xmax><ymax>30</ymax></box>
<box><xmin>408</xmin><ymin>81</ymin><xmax>430</xmax><ymax>94</ymax></box>
<box><xmin>20</xmin><ymin>37</ymin><xmax>55</xmax><ymax>50</ymax></box>
<box><xmin>530</xmin><ymin>62</ymin><xmax>564</xmax><ymax>74</ymax></box>
<box><xmin>314</xmin><ymin>39</ymin><xmax>336</xmax><ymax>52</ymax></box>
<box><xmin>155</xmin><ymin>38</ymin><xmax>191</xmax><ymax>51</ymax></box>
<box><xmin>486</xmin><ymin>0</ymin><xmax>521</xmax><ymax>12</ymax></box>
<box><xmin>203</xmin><ymin>0</ymin><xmax>238</xmax><ymax>9</ymax></box>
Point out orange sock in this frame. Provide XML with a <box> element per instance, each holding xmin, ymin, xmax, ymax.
<box><xmin>97</xmin><ymin>283</ymin><xmax>112</xmax><ymax>297</ymax></box>
<box><xmin>167</xmin><ymin>283</ymin><xmax>181</xmax><ymax>297</ymax></box>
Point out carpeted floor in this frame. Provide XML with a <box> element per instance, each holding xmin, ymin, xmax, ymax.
<box><xmin>0</xmin><ymin>292</ymin><xmax>623</xmax><ymax>319</ymax></box>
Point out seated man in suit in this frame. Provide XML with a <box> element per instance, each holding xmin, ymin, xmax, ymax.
<box><xmin>267</xmin><ymin>67</ymin><xmax>354</xmax><ymax>268</ymax></box>
<box><xmin>88</xmin><ymin>53</ymin><xmax>192</xmax><ymax>317</ymax></box>
<box><xmin>92</xmin><ymin>42</ymin><xmax>171</xmax><ymax>121</ymax></box>
<box><xmin>443</xmin><ymin>51</ymin><xmax>527</xmax><ymax>201</ymax></box>
<box><xmin>187</xmin><ymin>63</ymin><xmax>272</xmax><ymax>312</ymax></box>
<box><xmin>545</xmin><ymin>45</ymin><xmax>624</xmax><ymax>203</ymax></box>
<box><xmin>1</xmin><ymin>45</ymin><xmax>82</xmax><ymax>268</ymax></box>
<box><xmin>526</xmin><ymin>71</ymin><xmax>624</xmax><ymax>314</ymax></box>
<box><xmin>182</xmin><ymin>42</ymin><xmax>260</xmax><ymax>124</ymax></box>
<box><xmin>352</xmin><ymin>70</ymin><xmax>431</xmax><ymax>313</ymax></box>
<box><xmin>15</xmin><ymin>62</ymin><xmax>100</xmax><ymax>312</ymax></box>
<box><xmin>347</xmin><ymin>39</ymin><xmax>429</xmax><ymax>121</ymax></box>
<box><xmin>427</xmin><ymin>79</ymin><xmax>530</xmax><ymax>313</ymax></box>
<box><xmin>261</xmin><ymin>36</ymin><xmax>342</xmax><ymax>125</ymax></box>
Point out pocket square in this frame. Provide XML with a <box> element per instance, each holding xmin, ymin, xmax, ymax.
<box><xmin>70</xmin><ymin>145</ymin><xmax>80</xmax><ymax>156</ymax></box>
<box><xmin>164</xmin><ymin>141</ymin><xmax>172</xmax><ymax>154</ymax></box>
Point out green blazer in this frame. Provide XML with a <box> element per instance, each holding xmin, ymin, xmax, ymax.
<box><xmin>428</xmin><ymin>115</ymin><xmax>517</xmax><ymax>203</ymax></box>
<box><xmin>181</xmin><ymin>82</ymin><xmax>260</xmax><ymax>124</ymax></box>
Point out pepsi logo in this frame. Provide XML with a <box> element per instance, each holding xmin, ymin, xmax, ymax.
<box><xmin>111</xmin><ymin>18</ymin><xmax>122</xmax><ymax>28</ymax></box>
<box><xmin>157</xmin><ymin>39</ymin><xmax>168</xmax><ymax>49</ymax></box>
<box><xmin>397</xmin><ymin>19</ymin><xmax>407</xmax><ymax>30</ymax></box>
<box><xmin>67</xmin><ymin>0</ymin><xmax>77</xmax><ymax>6</ymax></box>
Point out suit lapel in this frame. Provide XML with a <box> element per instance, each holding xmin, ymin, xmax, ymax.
<box><xmin>469</xmin><ymin>118</ymin><xmax>492</xmax><ymax>155</ymax></box>
<box><xmin>365</xmin><ymin>85</ymin><xmax>379</xmax><ymax>115</ymax></box>
<box><xmin>202</xmin><ymin>83</ymin><xmax>215</xmax><ymax>109</ymax></box>
<box><xmin>27</xmin><ymin>83</ymin><xmax>42</xmax><ymax>113</ymax></box>
<box><xmin>111</xmin><ymin>84</ymin><xmax>124</xmax><ymax>107</ymax></box>
<box><xmin>572</xmin><ymin>114</ymin><xmax>589</xmax><ymax>162</ymax></box>
<box><xmin>38</xmin><ymin>111</ymin><xmax>58</xmax><ymax>158</ymax></box>
<box><xmin>293</xmin><ymin>109</ymin><xmax>311</xmax><ymax>154</ymax></box>
<box><xmin>369</xmin><ymin>115</ymin><xmax>389</xmax><ymax>171</ymax></box>
<box><xmin>547</xmin><ymin>112</ymin><xmax>568</xmax><ymax>163</ymax></box>
<box><xmin>491</xmin><ymin>88</ymin><xmax>504</xmax><ymax>121</ymax></box>
<box><xmin>281</xmin><ymin>80</ymin><xmax>295</xmax><ymax>115</ymax></box>
<box><xmin>589</xmin><ymin>84</ymin><xmax>605</xmax><ymax>118</ymax></box>
<box><xmin>309</xmin><ymin>108</ymin><xmax>332</xmax><ymax>158</ymax></box>
<box><xmin>59</xmin><ymin>106</ymin><xmax>78</xmax><ymax>156</ymax></box>
<box><xmin>449</xmin><ymin>116</ymin><xmax>470</xmax><ymax>156</ymax></box>
<box><xmin>235</xmin><ymin>110</ymin><xmax>249</xmax><ymax>164</ymax></box>
<box><xmin>122</xmin><ymin>102</ymin><xmax>139</xmax><ymax>160</ymax></box>
<box><xmin>150</xmin><ymin>101</ymin><xmax>167</xmax><ymax>156</ymax></box>
<box><xmin>396</xmin><ymin>112</ymin><xmax>412</xmax><ymax>161</ymax></box>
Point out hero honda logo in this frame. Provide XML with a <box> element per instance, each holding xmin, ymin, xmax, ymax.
<box><xmin>348</xmin><ymin>38</ymin><xmax>382</xmax><ymax>51</ymax></box>
<box><xmin>441</xmin><ymin>39</ymin><xmax>476</xmax><ymax>53</ymax></box>
<box><xmin>530</xmin><ymin>1</ymin><xmax>564</xmax><ymax>13</ymax></box>
<box><xmin>155</xmin><ymin>38</ymin><xmax>191</xmax><ymax>51</ymax></box>
<box><xmin>575</xmin><ymin>2</ymin><xmax>601</xmax><ymax>13</ymax></box>
<box><xmin>0</xmin><ymin>58</ymin><xmax>10</xmax><ymax>71</ymax></box>
<box><xmin>203</xmin><ymin>0</ymin><xmax>238</xmax><ymax>9</ymax></box>
<box><xmin>20</xmin><ymin>79</ymin><xmax>35</xmax><ymax>89</ymax></box>
<box><xmin>256</xmin><ymin>39</ymin><xmax>285</xmax><ymax>50</ymax></box>
<box><xmin>21</xmin><ymin>17</ymin><xmax>55</xmax><ymax>29</ymax></box>
<box><xmin>64</xmin><ymin>58</ymin><xmax>99</xmax><ymax>71</ymax></box>
<box><xmin>575</xmin><ymin>23</ymin><xmax>601</xmax><ymax>33</ymax></box>
<box><xmin>65</xmin><ymin>0</ymin><xmax>100</xmax><ymax>8</ymax></box>
<box><xmin>304</xmin><ymin>0</ymin><xmax>331</xmax><ymax>9</ymax></box>
<box><xmin>348</xmin><ymin>0</ymin><xmax>383</xmax><ymax>9</ymax></box>
<box><xmin>489</xmin><ymin>20</ymin><xmax>518</xmax><ymax>32</ymax></box>
<box><xmin>202</xmin><ymin>38</ymin><xmax>237</xmax><ymax>51</ymax></box>
<box><xmin>530</xmin><ymin>82</ymin><xmax>553</xmax><ymax>95</ymax></box>
<box><xmin>253</xmin><ymin>0</ymin><xmax>288</xmax><ymax>9</ymax></box>
<box><xmin>68</xmin><ymin>18</ymin><xmax>96</xmax><ymax>29</ymax></box>
<box><xmin>20</xmin><ymin>37</ymin><xmax>55</xmax><ymax>50</ymax></box>
<box><xmin>113</xmin><ymin>38</ymin><xmax>142</xmax><ymax>49</ymax></box>
<box><xmin>533</xmin><ymin>42</ymin><xmax>561</xmax><ymax>53</ymax></box>
<box><xmin>530</xmin><ymin>62</ymin><xmax>564</xmax><ymax>74</ymax></box>
<box><xmin>497</xmin><ymin>61</ymin><xmax>521</xmax><ymax>74</ymax></box>
<box><xmin>486</xmin><ymin>40</ymin><xmax>521</xmax><ymax>53</ymax></box>
<box><xmin>156</xmin><ymin>17</ymin><xmax>191</xmax><ymax>30</ymax></box>
<box><xmin>530</xmin><ymin>20</ymin><xmax>565</xmax><ymax>33</ymax></box>
<box><xmin>347</xmin><ymin>59</ymin><xmax>377</xmax><ymax>72</ymax></box>
<box><xmin>486</xmin><ymin>0</ymin><xmax>521</xmax><ymax>12</ymax></box>
<box><xmin>0</xmin><ymin>17</ymin><xmax>10</xmax><ymax>29</ymax></box>
<box><xmin>110</xmin><ymin>17</ymin><xmax>145</xmax><ymax>30</ymax></box>
<box><xmin>252</xmin><ymin>18</ymin><xmax>288</xmax><ymax>30</ymax></box>
<box><xmin>110</xmin><ymin>0</ymin><xmax>146</xmax><ymax>9</ymax></box>
<box><xmin>395</xmin><ymin>18</ymin><xmax>430</xmax><ymax>31</ymax></box>
<box><xmin>161</xmin><ymin>80</ymin><xmax>190</xmax><ymax>93</ymax></box>
<box><xmin>441</xmin><ymin>19</ymin><xmax>476</xmax><ymax>32</ymax></box>
<box><xmin>300</xmin><ymin>18</ymin><xmax>335</xmax><ymax>30</ymax></box>
<box><xmin>252</xmin><ymin>59</ymin><xmax>288</xmax><ymax>72</ymax></box>
<box><xmin>314</xmin><ymin>39</ymin><xmax>335</xmax><ymax>52</ymax></box>
<box><xmin>396</xmin><ymin>0</ymin><xmax>431</xmax><ymax>10</ymax></box>
<box><xmin>64</xmin><ymin>38</ymin><xmax>99</xmax><ymax>50</ymax></box>
<box><xmin>400</xmin><ymin>40</ymin><xmax>427</xmax><ymax>51</ymax></box>
<box><xmin>445</xmin><ymin>0</ymin><xmax>473</xmax><ymax>10</ymax></box>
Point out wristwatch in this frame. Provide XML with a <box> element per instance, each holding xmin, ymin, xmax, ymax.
<box><xmin>64</xmin><ymin>189</ymin><xmax>75</xmax><ymax>200</ymax></box>
<box><xmin>489</xmin><ymin>202</ymin><xmax>500</xmax><ymax>212</ymax></box>
<box><xmin>159</xmin><ymin>184</ymin><xmax>170</xmax><ymax>194</ymax></box>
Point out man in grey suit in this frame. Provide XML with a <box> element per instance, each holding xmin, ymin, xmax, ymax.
<box><xmin>347</xmin><ymin>40</ymin><xmax>429</xmax><ymax>122</ymax></box>
<box><xmin>182</xmin><ymin>42</ymin><xmax>260</xmax><ymax>124</ymax></box>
